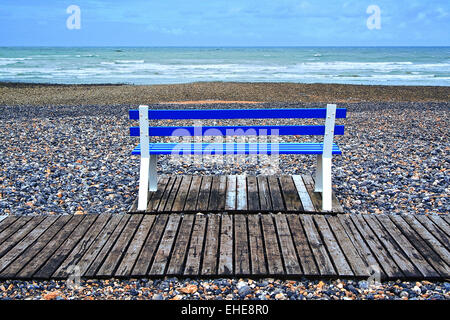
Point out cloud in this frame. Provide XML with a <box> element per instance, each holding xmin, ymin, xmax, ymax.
<box><xmin>0</xmin><ymin>0</ymin><xmax>448</xmax><ymax>46</ymax></box>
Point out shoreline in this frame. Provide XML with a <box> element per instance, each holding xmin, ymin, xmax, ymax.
<box><xmin>0</xmin><ymin>81</ymin><xmax>449</xmax><ymax>106</ymax></box>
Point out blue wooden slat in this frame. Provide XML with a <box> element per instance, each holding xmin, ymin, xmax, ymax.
<box><xmin>129</xmin><ymin>125</ymin><xmax>345</xmax><ymax>137</ymax></box>
<box><xmin>129</xmin><ymin>108</ymin><xmax>347</xmax><ymax>120</ymax></box>
<box><xmin>131</xmin><ymin>143</ymin><xmax>342</xmax><ymax>155</ymax></box>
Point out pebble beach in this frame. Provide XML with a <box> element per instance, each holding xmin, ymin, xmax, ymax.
<box><xmin>0</xmin><ymin>278</ymin><xmax>449</xmax><ymax>300</ymax></box>
<box><xmin>0</xmin><ymin>82</ymin><xmax>448</xmax><ymax>300</ymax></box>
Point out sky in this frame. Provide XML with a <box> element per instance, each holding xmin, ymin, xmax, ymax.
<box><xmin>0</xmin><ymin>0</ymin><xmax>449</xmax><ymax>46</ymax></box>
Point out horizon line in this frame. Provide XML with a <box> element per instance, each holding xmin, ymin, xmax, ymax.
<box><xmin>1</xmin><ymin>45</ymin><xmax>450</xmax><ymax>48</ymax></box>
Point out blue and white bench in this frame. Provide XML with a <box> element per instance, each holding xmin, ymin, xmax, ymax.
<box><xmin>129</xmin><ymin>104</ymin><xmax>347</xmax><ymax>212</ymax></box>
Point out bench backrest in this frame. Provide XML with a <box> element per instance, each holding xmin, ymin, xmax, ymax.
<box><xmin>129</xmin><ymin>104</ymin><xmax>346</xmax><ymax>158</ymax></box>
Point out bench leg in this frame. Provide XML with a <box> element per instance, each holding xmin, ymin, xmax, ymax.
<box><xmin>314</xmin><ymin>155</ymin><xmax>323</xmax><ymax>192</ymax></box>
<box><xmin>138</xmin><ymin>156</ymin><xmax>149</xmax><ymax>211</ymax></box>
<box><xmin>315</xmin><ymin>155</ymin><xmax>333</xmax><ymax>211</ymax></box>
<box><xmin>321</xmin><ymin>157</ymin><xmax>332</xmax><ymax>212</ymax></box>
<box><xmin>149</xmin><ymin>154</ymin><xmax>157</xmax><ymax>191</ymax></box>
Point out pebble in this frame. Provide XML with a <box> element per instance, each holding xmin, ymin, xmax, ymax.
<box><xmin>0</xmin><ymin>278</ymin><xmax>446</xmax><ymax>300</ymax></box>
<box><xmin>238</xmin><ymin>285</ymin><xmax>252</xmax><ymax>298</ymax></box>
<box><xmin>400</xmin><ymin>291</ymin><xmax>409</xmax><ymax>299</ymax></box>
<box><xmin>413</xmin><ymin>286</ymin><xmax>421</xmax><ymax>295</ymax></box>
<box><xmin>358</xmin><ymin>280</ymin><xmax>369</xmax><ymax>290</ymax></box>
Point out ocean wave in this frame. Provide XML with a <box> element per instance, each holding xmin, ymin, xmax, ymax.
<box><xmin>0</xmin><ymin>57</ymin><xmax>32</xmax><ymax>66</ymax></box>
<box><xmin>1</xmin><ymin>50</ymin><xmax>449</xmax><ymax>85</ymax></box>
<box><xmin>114</xmin><ymin>59</ymin><xmax>145</xmax><ymax>64</ymax></box>
<box><xmin>0</xmin><ymin>57</ymin><xmax>31</xmax><ymax>60</ymax></box>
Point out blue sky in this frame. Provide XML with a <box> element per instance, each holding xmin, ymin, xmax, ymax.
<box><xmin>0</xmin><ymin>0</ymin><xmax>449</xmax><ymax>46</ymax></box>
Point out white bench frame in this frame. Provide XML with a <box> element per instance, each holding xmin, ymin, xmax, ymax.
<box><xmin>136</xmin><ymin>104</ymin><xmax>338</xmax><ymax>212</ymax></box>
<box><xmin>314</xmin><ymin>104</ymin><xmax>337</xmax><ymax>212</ymax></box>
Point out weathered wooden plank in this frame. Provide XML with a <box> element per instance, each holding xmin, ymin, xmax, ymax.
<box><xmin>15</xmin><ymin>215</ymin><xmax>85</xmax><ymax>279</ymax></box>
<box><xmin>74</xmin><ymin>215</ymin><xmax>124</xmax><ymax>277</ymax></box>
<box><xmin>0</xmin><ymin>216</ymin><xmax>59</xmax><ymax>275</ymax></box>
<box><xmin>236</xmin><ymin>175</ymin><xmax>248</xmax><ymax>211</ymax></box>
<box><xmin>234</xmin><ymin>215</ymin><xmax>250</xmax><ymax>275</ymax></box>
<box><xmin>225</xmin><ymin>175</ymin><xmax>237</xmax><ymax>211</ymax></box>
<box><xmin>402</xmin><ymin>215</ymin><xmax>450</xmax><ymax>266</ymax></box>
<box><xmin>286</xmin><ymin>215</ymin><xmax>319</xmax><ymax>275</ymax></box>
<box><xmin>201</xmin><ymin>215</ymin><xmax>221</xmax><ymax>275</ymax></box>
<box><xmin>132</xmin><ymin>174</ymin><xmax>347</xmax><ymax>214</ymax></box>
<box><xmin>415</xmin><ymin>215</ymin><xmax>450</xmax><ymax>250</ymax></box>
<box><xmin>156</xmin><ymin>177</ymin><xmax>177</xmax><ymax>212</ymax></box>
<box><xmin>218</xmin><ymin>215</ymin><xmax>233</xmax><ymax>275</ymax></box>
<box><xmin>337</xmin><ymin>215</ymin><xmax>382</xmax><ymax>277</ymax></box>
<box><xmin>96</xmin><ymin>214</ymin><xmax>143</xmax><ymax>277</ymax></box>
<box><xmin>362</xmin><ymin>215</ymin><xmax>420</xmax><ymax>278</ymax></box>
<box><xmin>247</xmin><ymin>176</ymin><xmax>260</xmax><ymax>212</ymax></box>
<box><xmin>207</xmin><ymin>176</ymin><xmax>221</xmax><ymax>212</ymax></box>
<box><xmin>53</xmin><ymin>214</ymin><xmax>112</xmax><ymax>278</ymax></box>
<box><xmin>1</xmin><ymin>212</ymin><xmax>449</xmax><ymax>280</ymax></box>
<box><xmin>441</xmin><ymin>215</ymin><xmax>450</xmax><ymax>224</ymax></box>
<box><xmin>184</xmin><ymin>215</ymin><xmax>207</xmax><ymax>275</ymax></box>
<box><xmin>166</xmin><ymin>215</ymin><xmax>195</xmax><ymax>275</ymax></box>
<box><xmin>128</xmin><ymin>193</ymin><xmax>140</xmax><ymax>212</ymax></box>
<box><xmin>301</xmin><ymin>174</ymin><xmax>322</xmax><ymax>212</ymax></box>
<box><xmin>331</xmin><ymin>192</ymin><xmax>345</xmax><ymax>213</ymax></box>
<box><xmin>114</xmin><ymin>215</ymin><xmax>156</xmax><ymax>277</ymax></box>
<box><xmin>172</xmin><ymin>176</ymin><xmax>192</xmax><ymax>212</ymax></box>
<box><xmin>257</xmin><ymin>176</ymin><xmax>272</xmax><ymax>211</ymax></box>
<box><xmin>261</xmin><ymin>215</ymin><xmax>284</xmax><ymax>275</ymax></box>
<box><xmin>427</xmin><ymin>215</ymin><xmax>450</xmax><ymax>238</ymax></box>
<box><xmin>208</xmin><ymin>176</ymin><xmax>227</xmax><ymax>212</ymax></box>
<box><xmin>0</xmin><ymin>216</ymin><xmax>19</xmax><ymax>235</ymax></box>
<box><xmin>146</xmin><ymin>177</ymin><xmax>169</xmax><ymax>212</ymax></box>
<box><xmin>196</xmin><ymin>176</ymin><xmax>212</xmax><ymax>211</ymax></box>
<box><xmin>0</xmin><ymin>217</ymin><xmax>28</xmax><ymax>245</ymax></box>
<box><xmin>34</xmin><ymin>215</ymin><xmax>98</xmax><ymax>279</ymax></box>
<box><xmin>292</xmin><ymin>175</ymin><xmax>315</xmax><ymax>212</ymax></box>
<box><xmin>391</xmin><ymin>215</ymin><xmax>449</xmax><ymax>277</ymax></box>
<box><xmin>84</xmin><ymin>215</ymin><xmax>130</xmax><ymax>278</ymax></box>
<box><xmin>183</xmin><ymin>176</ymin><xmax>202</xmax><ymax>212</ymax></box>
<box><xmin>267</xmin><ymin>176</ymin><xmax>285</xmax><ymax>212</ymax></box>
<box><xmin>0</xmin><ymin>217</ymin><xmax>34</xmax><ymax>255</ymax></box>
<box><xmin>313</xmin><ymin>215</ymin><xmax>353</xmax><ymax>276</ymax></box>
<box><xmin>132</xmin><ymin>215</ymin><xmax>169</xmax><ymax>276</ymax></box>
<box><xmin>349</xmin><ymin>215</ymin><xmax>402</xmax><ymax>279</ymax></box>
<box><xmin>160</xmin><ymin>176</ymin><xmax>183</xmax><ymax>212</ymax></box>
<box><xmin>274</xmin><ymin>215</ymin><xmax>302</xmax><ymax>274</ymax></box>
<box><xmin>0</xmin><ymin>216</ymin><xmax>71</xmax><ymax>278</ymax></box>
<box><xmin>149</xmin><ymin>214</ymin><xmax>182</xmax><ymax>275</ymax></box>
<box><xmin>377</xmin><ymin>215</ymin><xmax>440</xmax><ymax>278</ymax></box>
<box><xmin>326</xmin><ymin>215</ymin><xmax>370</xmax><ymax>277</ymax></box>
<box><xmin>0</xmin><ymin>217</ymin><xmax>45</xmax><ymax>259</ymax></box>
<box><xmin>308</xmin><ymin>174</ymin><xmax>344</xmax><ymax>213</ymax></box>
<box><xmin>247</xmin><ymin>215</ymin><xmax>267</xmax><ymax>275</ymax></box>
<box><xmin>279</xmin><ymin>176</ymin><xmax>303</xmax><ymax>212</ymax></box>
<box><xmin>299</xmin><ymin>215</ymin><xmax>336</xmax><ymax>276</ymax></box>
<box><xmin>441</xmin><ymin>215</ymin><xmax>450</xmax><ymax>227</ymax></box>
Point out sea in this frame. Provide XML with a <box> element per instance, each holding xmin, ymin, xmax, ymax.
<box><xmin>0</xmin><ymin>47</ymin><xmax>449</xmax><ymax>86</ymax></box>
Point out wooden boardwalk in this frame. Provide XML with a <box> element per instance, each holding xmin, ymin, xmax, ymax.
<box><xmin>0</xmin><ymin>213</ymin><xmax>448</xmax><ymax>280</ymax></box>
<box><xmin>129</xmin><ymin>175</ymin><xmax>344</xmax><ymax>214</ymax></box>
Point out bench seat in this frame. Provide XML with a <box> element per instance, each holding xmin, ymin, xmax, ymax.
<box><xmin>131</xmin><ymin>142</ymin><xmax>342</xmax><ymax>155</ymax></box>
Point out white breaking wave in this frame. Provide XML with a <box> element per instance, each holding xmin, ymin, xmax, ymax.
<box><xmin>0</xmin><ymin>57</ymin><xmax>32</xmax><ymax>66</ymax></box>
<box><xmin>0</xmin><ymin>49</ymin><xmax>449</xmax><ymax>85</ymax></box>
